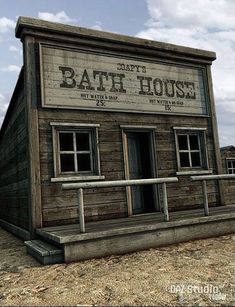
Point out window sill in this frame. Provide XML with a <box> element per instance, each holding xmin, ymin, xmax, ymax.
<box><xmin>51</xmin><ymin>175</ymin><xmax>105</xmax><ymax>183</ymax></box>
<box><xmin>176</xmin><ymin>170</ymin><xmax>213</xmax><ymax>176</ymax></box>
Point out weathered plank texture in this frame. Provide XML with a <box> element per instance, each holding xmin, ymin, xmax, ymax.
<box><xmin>220</xmin><ymin>147</ymin><xmax>235</xmax><ymax>205</ymax></box>
<box><xmin>38</xmin><ymin>107</ymin><xmax>219</xmax><ymax>226</ymax></box>
<box><xmin>40</xmin><ymin>45</ymin><xmax>208</xmax><ymax>115</ymax></box>
<box><xmin>36</xmin><ymin>206</ymin><xmax>235</xmax><ymax>263</ymax></box>
<box><xmin>23</xmin><ymin>35</ymin><xmax>43</xmax><ymax>236</ymax></box>
<box><xmin>0</xmin><ymin>77</ymin><xmax>29</xmax><ymax>230</ymax></box>
<box><xmin>15</xmin><ymin>27</ymin><xmax>220</xmax><ymax>227</ymax></box>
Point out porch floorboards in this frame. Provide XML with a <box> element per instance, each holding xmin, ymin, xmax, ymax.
<box><xmin>36</xmin><ymin>205</ymin><xmax>235</xmax><ymax>244</ymax></box>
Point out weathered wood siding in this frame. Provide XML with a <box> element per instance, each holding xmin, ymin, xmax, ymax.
<box><xmin>39</xmin><ymin>108</ymin><xmax>219</xmax><ymax>227</ymax></box>
<box><xmin>0</xmin><ymin>80</ymin><xmax>29</xmax><ymax>230</ymax></box>
<box><xmin>221</xmin><ymin>147</ymin><xmax>235</xmax><ymax>205</ymax></box>
<box><xmin>15</xmin><ymin>19</ymin><xmax>220</xmax><ymax>227</ymax></box>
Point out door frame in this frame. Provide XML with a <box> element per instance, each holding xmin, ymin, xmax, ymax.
<box><xmin>121</xmin><ymin>125</ymin><xmax>159</xmax><ymax>216</ymax></box>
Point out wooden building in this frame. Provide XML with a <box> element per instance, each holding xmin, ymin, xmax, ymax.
<box><xmin>0</xmin><ymin>17</ymin><xmax>234</xmax><ymax>263</ymax></box>
<box><xmin>221</xmin><ymin>146</ymin><xmax>235</xmax><ymax>205</ymax></box>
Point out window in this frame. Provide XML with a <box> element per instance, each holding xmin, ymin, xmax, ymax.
<box><xmin>51</xmin><ymin>123</ymin><xmax>103</xmax><ymax>182</ymax></box>
<box><xmin>59</xmin><ymin>131</ymin><xmax>93</xmax><ymax>173</ymax></box>
<box><xmin>177</xmin><ymin>134</ymin><xmax>202</xmax><ymax>168</ymax></box>
<box><xmin>174</xmin><ymin>127</ymin><xmax>209</xmax><ymax>174</ymax></box>
<box><xmin>227</xmin><ymin>159</ymin><xmax>235</xmax><ymax>174</ymax></box>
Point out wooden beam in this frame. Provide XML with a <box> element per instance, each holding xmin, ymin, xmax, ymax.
<box><xmin>23</xmin><ymin>35</ymin><xmax>42</xmax><ymax>237</ymax></box>
<box><xmin>191</xmin><ymin>174</ymin><xmax>235</xmax><ymax>181</ymax></box>
<box><xmin>202</xmin><ymin>180</ymin><xmax>209</xmax><ymax>216</ymax></box>
<box><xmin>78</xmin><ymin>188</ymin><xmax>85</xmax><ymax>233</ymax></box>
<box><xmin>162</xmin><ymin>183</ymin><xmax>169</xmax><ymax>221</ymax></box>
<box><xmin>206</xmin><ymin>65</ymin><xmax>225</xmax><ymax>205</ymax></box>
<box><xmin>62</xmin><ymin>177</ymin><xmax>178</xmax><ymax>190</ymax></box>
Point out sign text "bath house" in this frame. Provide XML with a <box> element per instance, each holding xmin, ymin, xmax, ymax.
<box><xmin>40</xmin><ymin>45</ymin><xmax>207</xmax><ymax>115</ymax></box>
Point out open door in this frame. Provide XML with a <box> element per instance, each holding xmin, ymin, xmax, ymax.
<box><xmin>123</xmin><ymin>130</ymin><xmax>158</xmax><ymax>215</ymax></box>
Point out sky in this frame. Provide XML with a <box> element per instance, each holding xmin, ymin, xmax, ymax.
<box><xmin>0</xmin><ymin>0</ymin><xmax>234</xmax><ymax>147</ymax></box>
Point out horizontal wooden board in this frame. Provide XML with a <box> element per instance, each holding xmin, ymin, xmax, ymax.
<box><xmin>42</xmin><ymin>201</ymin><xmax>127</xmax><ymax>222</ymax></box>
<box><xmin>0</xmin><ymin>85</ymin><xmax>29</xmax><ymax>231</ymax></box>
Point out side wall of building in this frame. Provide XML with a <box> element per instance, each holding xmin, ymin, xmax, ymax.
<box><xmin>0</xmin><ymin>73</ymin><xmax>30</xmax><ymax>231</ymax></box>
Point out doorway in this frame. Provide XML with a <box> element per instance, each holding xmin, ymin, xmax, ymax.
<box><xmin>123</xmin><ymin>130</ymin><xmax>158</xmax><ymax>215</ymax></box>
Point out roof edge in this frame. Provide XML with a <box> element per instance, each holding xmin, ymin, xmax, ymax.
<box><xmin>15</xmin><ymin>16</ymin><xmax>216</xmax><ymax>61</ymax></box>
<box><xmin>220</xmin><ymin>145</ymin><xmax>235</xmax><ymax>151</ymax></box>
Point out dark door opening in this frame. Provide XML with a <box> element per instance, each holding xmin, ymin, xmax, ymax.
<box><xmin>126</xmin><ymin>131</ymin><xmax>156</xmax><ymax>214</ymax></box>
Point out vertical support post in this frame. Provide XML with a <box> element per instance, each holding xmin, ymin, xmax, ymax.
<box><xmin>206</xmin><ymin>66</ymin><xmax>225</xmax><ymax>206</ymax></box>
<box><xmin>24</xmin><ymin>36</ymin><xmax>42</xmax><ymax>238</ymax></box>
<box><xmin>162</xmin><ymin>183</ymin><xmax>169</xmax><ymax>221</ymax></box>
<box><xmin>202</xmin><ymin>180</ymin><xmax>209</xmax><ymax>216</ymax></box>
<box><xmin>78</xmin><ymin>188</ymin><xmax>85</xmax><ymax>233</ymax></box>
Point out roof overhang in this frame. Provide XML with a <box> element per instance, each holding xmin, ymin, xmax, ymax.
<box><xmin>15</xmin><ymin>16</ymin><xmax>216</xmax><ymax>64</ymax></box>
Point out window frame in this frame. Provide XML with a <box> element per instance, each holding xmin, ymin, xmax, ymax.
<box><xmin>58</xmin><ymin>130</ymin><xmax>94</xmax><ymax>174</ymax></box>
<box><xmin>226</xmin><ymin>158</ymin><xmax>235</xmax><ymax>174</ymax></box>
<box><xmin>177</xmin><ymin>133</ymin><xmax>202</xmax><ymax>168</ymax></box>
<box><xmin>173</xmin><ymin>127</ymin><xmax>211</xmax><ymax>175</ymax></box>
<box><xmin>50</xmin><ymin>122</ymin><xmax>104</xmax><ymax>182</ymax></box>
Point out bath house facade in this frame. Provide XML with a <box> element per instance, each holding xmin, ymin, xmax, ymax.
<box><xmin>0</xmin><ymin>17</ymin><xmax>234</xmax><ymax>263</ymax></box>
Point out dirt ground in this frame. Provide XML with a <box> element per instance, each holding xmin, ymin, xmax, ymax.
<box><xmin>0</xmin><ymin>227</ymin><xmax>234</xmax><ymax>306</ymax></box>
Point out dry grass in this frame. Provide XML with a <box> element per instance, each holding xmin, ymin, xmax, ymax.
<box><xmin>0</xmin><ymin>227</ymin><xmax>234</xmax><ymax>306</ymax></box>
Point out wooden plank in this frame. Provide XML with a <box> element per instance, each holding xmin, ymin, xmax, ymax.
<box><xmin>41</xmin><ymin>183</ymin><xmax>125</xmax><ymax>197</ymax></box>
<box><xmin>41</xmin><ymin>194</ymin><xmax>125</xmax><ymax>209</ymax></box>
<box><xmin>38</xmin><ymin>108</ymin><xmax>209</xmax><ymax>124</ymax></box>
<box><xmin>40</xmin><ymin>44</ymin><xmax>208</xmax><ymax>116</ymax></box>
<box><xmin>42</xmin><ymin>201</ymin><xmax>127</xmax><ymax>222</ymax></box>
<box><xmin>0</xmin><ymin>82</ymin><xmax>30</xmax><ymax>232</ymax></box>
<box><xmin>37</xmin><ymin>208</ymin><xmax>235</xmax><ymax>246</ymax></box>
<box><xmin>206</xmin><ymin>65</ymin><xmax>225</xmax><ymax>206</ymax></box>
<box><xmin>38</xmin><ymin>205</ymin><xmax>235</xmax><ymax>232</ymax></box>
<box><xmin>24</xmin><ymin>35</ymin><xmax>42</xmax><ymax>234</ymax></box>
<box><xmin>0</xmin><ymin>218</ymin><xmax>30</xmax><ymax>241</ymax></box>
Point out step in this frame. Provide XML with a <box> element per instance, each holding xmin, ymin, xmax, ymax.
<box><xmin>25</xmin><ymin>239</ymin><xmax>64</xmax><ymax>264</ymax></box>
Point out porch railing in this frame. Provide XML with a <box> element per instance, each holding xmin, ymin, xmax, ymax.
<box><xmin>62</xmin><ymin>177</ymin><xmax>178</xmax><ymax>233</ymax></box>
<box><xmin>190</xmin><ymin>174</ymin><xmax>235</xmax><ymax>216</ymax></box>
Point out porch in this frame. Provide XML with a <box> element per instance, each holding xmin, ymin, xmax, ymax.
<box><xmin>34</xmin><ymin>204</ymin><xmax>235</xmax><ymax>263</ymax></box>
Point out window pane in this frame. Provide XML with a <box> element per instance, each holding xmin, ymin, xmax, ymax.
<box><xmin>228</xmin><ymin>169</ymin><xmax>233</xmax><ymax>174</ymax></box>
<box><xmin>77</xmin><ymin>154</ymin><xmax>91</xmax><ymax>171</ymax></box>
<box><xmin>191</xmin><ymin>152</ymin><xmax>201</xmax><ymax>167</ymax></box>
<box><xmin>59</xmin><ymin>133</ymin><xmax>73</xmax><ymax>151</ymax></box>
<box><xmin>232</xmin><ymin>161</ymin><xmax>235</xmax><ymax>169</ymax></box>
<box><xmin>60</xmin><ymin>154</ymin><xmax>75</xmax><ymax>172</ymax></box>
<box><xmin>189</xmin><ymin>135</ymin><xmax>199</xmax><ymax>150</ymax></box>
<box><xmin>228</xmin><ymin>161</ymin><xmax>232</xmax><ymax>168</ymax></box>
<box><xmin>180</xmin><ymin>152</ymin><xmax>190</xmax><ymax>167</ymax></box>
<box><xmin>178</xmin><ymin>135</ymin><xmax>188</xmax><ymax>150</ymax></box>
<box><xmin>76</xmin><ymin>133</ymin><xmax>90</xmax><ymax>151</ymax></box>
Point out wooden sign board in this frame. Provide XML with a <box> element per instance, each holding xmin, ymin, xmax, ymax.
<box><xmin>40</xmin><ymin>44</ymin><xmax>208</xmax><ymax>115</ymax></box>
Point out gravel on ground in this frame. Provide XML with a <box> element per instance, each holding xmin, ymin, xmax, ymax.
<box><xmin>0</xmin><ymin>227</ymin><xmax>234</xmax><ymax>306</ymax></box>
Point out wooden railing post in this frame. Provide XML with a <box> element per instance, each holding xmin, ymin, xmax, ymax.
<box><xmin>191</xmin><ymin>174</ymin><xmax>235</xmax><ymax>217</ymax></box>
<box><xmin>202</xmin><ymin>180</ymin><xmax>209</xmax><ymax>216</ymax></box>
<box><xmin>62</xmin><ymin>177</ymin><xmax>179</xmax><ymax>230</ymax></box>
<box><xmin>162</xmin><ymin>182</ymin><xmax>169</xmax><ymax>221</ymax></box>
<box><xmin>78</xmin><ymin>188</ymin><xmax>85</xmax><ymax>233</ymax></box>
